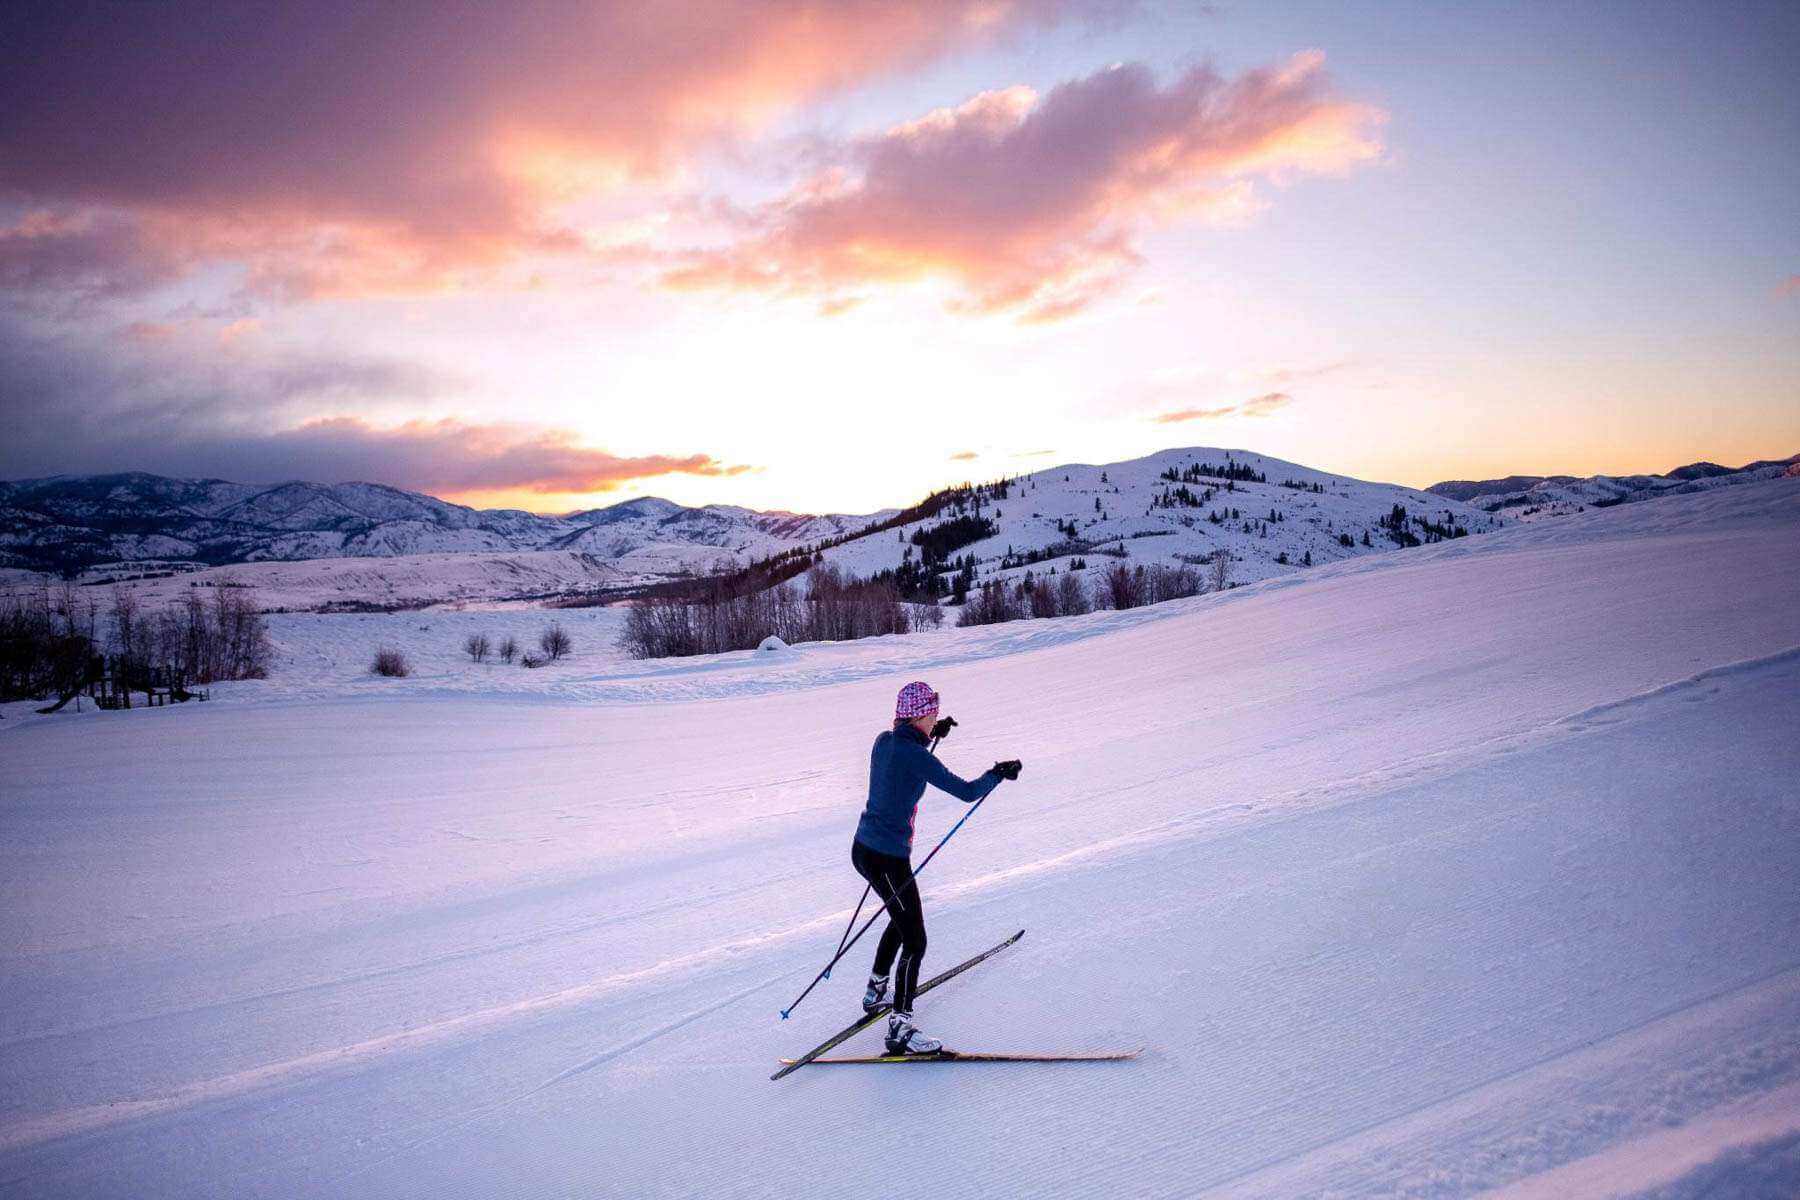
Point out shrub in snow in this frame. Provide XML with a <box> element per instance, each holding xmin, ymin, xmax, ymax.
<box><xmin>539</xmin><ymin>622</ymin><xmax>572</xmax><ymax>662</ymax></box>
<box><xmin>520</xmin><ymin>653</ymin><xmax>545</xmax><ymax>668</ymax></box>
<box><xmin>464</xmin><ymin>633</ymin><xmax>491</xmax><ymax>663</ymax></box>
<box><xmin>371</xmin><ymin>647</ymin><xmax>409</xmax><ymax>677</ymax></box>
<box><xmin>498</xmin><ymin>636</ymin><xmax>518</xmax><ymax>663</ymax></box>
<box><xmin>757</xmin><ymin>635</ymin><xmax>788</xmax><ymax>652</ymax></box>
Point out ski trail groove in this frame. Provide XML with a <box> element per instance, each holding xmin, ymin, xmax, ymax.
<box><xmin>1552</xmin><ymin>643</ymin><xmax>1800</xmax><ymax>729</ymax></box>
<box><xmin>1191</xmin><ymin>961</ymin><xmax>1800</xmax><ymax>1197</ymax></box>
<box><xmin>527</xmin><ymin>972</ymin><xmax>784</xmax><ymax>1095</ymax></box>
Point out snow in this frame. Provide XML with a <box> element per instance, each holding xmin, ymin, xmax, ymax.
<box><xmin>0</xmin><ymin>478</ymin><xmax>1796</xmax><ymax>1198</ymax></box>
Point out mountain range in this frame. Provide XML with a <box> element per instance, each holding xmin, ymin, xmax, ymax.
<box><xmin>3</xmin><ymin>448</ymin><xmax>1791</xmax><ymax>609</ymax></box>
<box><xmin>1426</xmin><ymin>454</ymin><xmax>1799</xmax><ymax>520</ymax></box>
<box><xmin>0</xmin><ymin>473</ymin><xmax>880</xmax><ymax>577</ymax></box>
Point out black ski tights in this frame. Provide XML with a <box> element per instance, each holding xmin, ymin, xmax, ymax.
<box><xmin>851</xmin><ymin>840</ymin><xmax>927</xmax><ymax>1013</ymax></box>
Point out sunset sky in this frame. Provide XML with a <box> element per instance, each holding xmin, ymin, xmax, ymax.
<box><xmin>2</xmin><ymin>0</ymin><xmax>1795</xmax><ymax>515</ymax></box>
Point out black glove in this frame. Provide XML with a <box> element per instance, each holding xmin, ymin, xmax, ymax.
<box><xmin>992</xmin><ymin>759</ymin><xmax>1022</xmax><ymax>782</ymax></box>
<box><xmin>930</xmin><ymin>716</ymin><xmax>958</xmax><ymax>741</ymax></box>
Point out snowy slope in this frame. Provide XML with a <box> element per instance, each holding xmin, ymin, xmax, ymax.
<box><xmin>0</xmin><ymin>479</ymin><xmax>1796</xmax><ymax>1198</ymax></box>
<box><xmin>821</xmin><ymin>446</ymin><xmax>1505</xmax><ymax>592</ymax></box>
<box><xmin>116</xmin><ymin>551</ymin><xmax>628</xmax><ymax>613</ymax></box>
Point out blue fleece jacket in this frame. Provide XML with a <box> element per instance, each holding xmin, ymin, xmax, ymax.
<box><xmin>854</xmin><ymin>722</ymin><xmax>1000</xmax><ymax>857</ymax></box>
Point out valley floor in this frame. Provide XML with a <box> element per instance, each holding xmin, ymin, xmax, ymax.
<box><xmin>1</xmin><ymin>481</ymin><xmax>1797</xmax><ymax>1198</ymax></box>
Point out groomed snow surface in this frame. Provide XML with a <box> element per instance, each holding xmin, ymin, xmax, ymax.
<box><xmin>2</xmin><ymin>480</ymin><xmax>1797</xmax><ymax>1199</ymax></box>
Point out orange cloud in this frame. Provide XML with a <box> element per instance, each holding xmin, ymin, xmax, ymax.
<box><xmin>1154</xmin><ymin>405</ymin><xmax>1237</xmax><ymax>423</ymax></box>
<box><xmin>663</xmin><ymin>53</ymin><xmax>1384</xmax><ymax>321</ymax></box>
<box><xmin>1153</xmin><ymin>392</ymin><xmax>1294</xmax><ymax>423</ymax></box>
<box><xmin>0</xmin><ymin>2</ymin><xmax>1083</xmax><ymax>299</ymax></box>
<box><xmin>267</xmin><ymin>417</ymin><xmax>754</xmax><ymax>495</ymax></box>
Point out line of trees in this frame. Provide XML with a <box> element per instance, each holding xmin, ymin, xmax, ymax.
<box><xmin>619</xmin><ymin>564</ymin><xmax>922</xmax><ymax>659</ymax></box>
<box><xmin>462</xmin><ymin>624</ymin><xmax>569</xmax><ymax>666</ymax></box>
<box><xmin>1</xmin><ymin>580</ymin><xmax>271</xmax><ymax>705</ymax></box>
<box><xmin>617</xmin><ymin>546</ymin><xmax>1236</xmax><ymax>660</ymax></box>
<box><xmin>957</xmin><ymin>557</ymin><xmax>1220</xmax><ymax>626</ymax></box>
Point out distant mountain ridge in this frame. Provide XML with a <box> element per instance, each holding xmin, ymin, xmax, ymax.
<box><xmin>1426</xmin><ymin>454</ymin><xmax>1799</xmax><ymax>520</ymax></box>
<box><xmin>0</xmin><ymin>472</ymin><xmax>878</xmax><ymax>575</ymax></box>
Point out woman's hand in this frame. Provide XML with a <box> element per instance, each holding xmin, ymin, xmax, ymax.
<box><xmin>992</xmin><ymin>760</ymin><xmax>1022</xmax><ymax>781</ymax></box>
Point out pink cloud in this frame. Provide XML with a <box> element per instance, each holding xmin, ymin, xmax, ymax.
<box><xmin>1779</xmin><ymin>275</ymin><xmax>1800</xmax><ymax>299</ymax></box>
<box><xmin>662</xmin><ymin>52</ymin><xmax>1384</xmax><ymax>321</ymax></box>
<box><xmin>1153</xmin><ymin>391</ymin><xmax>1293</xmax><ymax>423</ymax></box>
<box><xmin>0</xmin><ymin>2</ymin><xmax>1085</xmax><ymax>298</ymax></box>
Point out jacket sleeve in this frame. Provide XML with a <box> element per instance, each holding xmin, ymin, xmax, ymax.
<box><xmin>908</xmin><ymin>742</ymin><xmax>1000</xmax><ymax>803</ymax></box>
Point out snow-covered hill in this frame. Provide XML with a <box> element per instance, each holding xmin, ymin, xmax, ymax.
<box><xmin>0</xmin><ymin>472</ymin><xmax>880</xmax><ymax>579</ymax></box>
<box><xmin>820</xmin><ymin>446</ymin><xmax>1505</xmax><ymax>592</ymax></box>
<box><xmin>2</xmin><ymin>477</ymin><xmax>1795</xmax><ymax>1197</ymax></box>
<box><xmin>1428</xmin><ymin>453</ymin><xmax>1799</xmax><ymax>521</ymax></box>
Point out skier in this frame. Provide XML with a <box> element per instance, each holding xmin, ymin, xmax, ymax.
<box><xmin>853</xmin><ymin>680</ymin><xmax>1022</xmax><ymax>1055</ymax></box>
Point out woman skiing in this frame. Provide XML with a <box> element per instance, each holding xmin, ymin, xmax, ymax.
<box><xmin>853</xmin><ymin>680</ymin><xmax>1022</xmax><ymax>1055</ymax></box>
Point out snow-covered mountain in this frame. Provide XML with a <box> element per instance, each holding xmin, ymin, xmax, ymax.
<box><xmin>0</xmin><ymin>473</ymin><xmax>880</xmax><ymax>578</ymax></box>
<box><xmin>816</xmin><ymin>446</ymin><xmax>1507</xmax><ymax>594</ymax></box>
<box><xmin>1427</xmin><ymin>454</ymin><xmax>1799</xmax><ymax>521</ymax></box>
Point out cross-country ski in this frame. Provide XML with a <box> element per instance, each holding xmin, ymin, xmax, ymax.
<box><xmin>784</xmin><ymin>1049</ymin><xmax>1142</xmax><ymax>1066</ymax></box>
<box><xmin>772</xmin><ymin>929</ymin><xmax>1024</xmax><ymax>1080</ymax></box>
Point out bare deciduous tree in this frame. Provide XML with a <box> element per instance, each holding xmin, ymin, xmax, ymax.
<box><xmin>1103</xmin><ymin>563</ymin><xmax>1146</xmax><ymax>611</ymax></box>
<box><xmin>539</xmin><ymin>622</ymin><xmax>572</xmax><ymax>661</ymax></box>
<box><xmin>1056</xmin><ymin>570</ymin><xmax>1091</xmax><ymax>616</ymax></box>
<box><xmin>957</xmin><ymin>579</ymin><xmax>1021</xmax><ymax>626</ymax></box>
<box><xmin>1209</xmin><ymin>548</ymin><xmax>1232</xmax><ymax>593</ymax></box>
<box><xmin>498</xmin><ymin>635</ymin><xmax>519</xmax><ymax>663</ymax></box>
<box><xmin>464</xmin><ymin>632</ymin><xmax>491</xmax><ymax>663</ymax></box>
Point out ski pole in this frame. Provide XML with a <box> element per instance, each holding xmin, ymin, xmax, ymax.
<box><xmin>780</xmin><ymin>777</ymin><xmax>999</xmax><ymax>1020</ymax></box>
<box><xmin>822</xmin><ymin>888</ymin><xmax>868</xmax><ymax>982</ymax></box>
<box><xmin>823</xmin><ymin>734</ymin><xmax>943</xmax><ymax>980</ymax></box>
